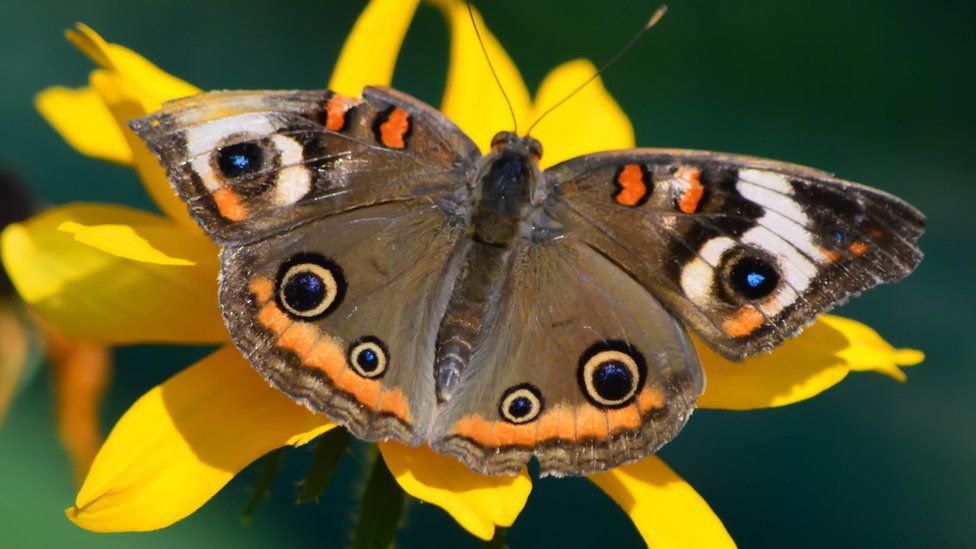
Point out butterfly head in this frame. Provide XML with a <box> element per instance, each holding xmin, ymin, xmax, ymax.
<box><xmin>490</xmin><ymin>131</ymin><xmax>543</xmax><ymax>162</ymax></box>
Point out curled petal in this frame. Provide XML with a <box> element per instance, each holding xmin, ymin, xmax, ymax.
<box><xmin>825</xmin><ymin>315</ymin><xmax>923</xmax><ymax>381</ymax></box>
<box><xmin>35</xmin><ymin>86</ymin><xmax>132</xmax><ymax>165</ymax></box>
<box><xmin>0</xmin><ymin>204</ymin><xmax>225</xmax><ymax>344</ymax></box>
<box><xmin>47</xmin><ymin>25</ymin><xmax>201</xmax><ymax>226</ymax></box>
<box><xmin>377</xmin><ymin>441</ymin><xmax>531</xmax><ymax>540</ymax></box>
<box><xmin>529</xmin><ymin>59</ymin><xmax>635</xmax><ymax>168</ymax></box>
<box><xmin>698</xmin><ymin>315</ymin><xmax>924</xmax><ymax>410</ymax></box>
<box><xmin>328</xmin><ymin>0</ymin><xmax>421</xmax><ymax>95</ymax></box>
<box><xmin>67</xmin><ymin>346</ymin><xmax>335</xmax><ymax>531</ymax></box>
<box><xmin>590</xmin><ymin>457</ymin><xmax>735</xmax><ymax>548</ymax></box>
<box><xmin>65</xmin><ymin>23</ymin><xmax>199</xmax><ymax>112</ymax></box>
<box><xmin>433</xmin><ymin>0</ymin><xmax>532</xmax><ymax>152</ymax></box>
<box><xmin>88</xmin><ymin>69</ymin><xmax>197</xmax><ymax>228</ymax></box>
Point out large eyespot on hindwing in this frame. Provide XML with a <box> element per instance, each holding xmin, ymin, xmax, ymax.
<box><xmin>577</xmin><ymin>341</ymin><xmax>647</xmax><ymax>409</ymax></box>
<box><xmin>275</xmin><ymin>253</ymin><xmax>346</xmax><ymax>320</ymax></box>
<box><xmin>498</xmin><ymin>384</ymin><xmax>544</xmax><ymax>424</ymax></box>
<box><xmin>347</xmin><ymin>336</ymin><xmax>389</xmax><ymax>379</ymax></box>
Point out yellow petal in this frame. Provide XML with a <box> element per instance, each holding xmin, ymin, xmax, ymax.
<box><xmin>433</xmin><ymin>0</ymin><xmax>532</xmax><ymax>152</ymax></box>
<box><xmin>697</xmin><ymin>315</ymin><xmax>923</xmax><ymax>410</ymax></box>
<box><xmin>67</xmin><ymin>346</ymin><xmax>334</xmax><ymax>531</ymax></box>
<box><xmin>328</xmin><ymin>0</ymin><xmax>421</xmax><ymax>95</ymax></box>
<box><xmin>377</xmin><ymin>441</ymin><xmax>531</xmax><ymax>540</ymax></box>
<box><xmin>825</xmin><ymin>315</ymin><xmax>924</xmax><ymax>381</ymax></box>
<box><xmin>88</xmin><ymin>69</ymin><xmax>198</xmax><ymax>229</ymax></box>
<box><xmin>0</xmin><ymin>204</ymin><xmax>225</xmax><ymax>344</ymax></box>
<box><xmin>590</xmin><ymin>457</ymin><xmax>735</xmax><ymax>548</ymax></box>
<box><xmin>35</xmin><ymin>86</ymin><xmax>132</xmax><ymax>165</ymax></box>
<box><xmin>66</xmin><ymin>24</ymin><xmax>199</xmax><ymax>112</ymax></box>
<box><xmin>528</xmin><ymin>59</ymin><xmax>635</xmax><ymax>168</ymax></box>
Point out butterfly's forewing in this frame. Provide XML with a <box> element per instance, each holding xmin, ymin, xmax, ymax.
<box><xmin>132</xmin><ymin>87</ymin><xmax>477</xmax><ymax>445</ymax></box>
<box><xmin>131</xmin><ymin>86</ymin><xmax>479</xmax><ymax>244</ymax></box>
<box><xmin>430</xmin><ymin>226</ymin><xmax>703</xmax><ymax>476</ymax></box>
<box><xmin>545</xmin><ymin>149</ymin><xmax>925</xmax><ymax>360</ymax></box>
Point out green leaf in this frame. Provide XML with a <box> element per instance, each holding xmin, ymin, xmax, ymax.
<box><xmin>353</xmin><ymin>451</ymin><xmax>406</xmax><ymax>549</ymax></box>
<box><xmin>242</xmin><ymin>447</ymin><xmax>286</xmax><ymax>523</ymax></box>
<box><xmin>297</xmin><ymin>428</ymin><xmax>351</xmax><ymax>504</ymax></box>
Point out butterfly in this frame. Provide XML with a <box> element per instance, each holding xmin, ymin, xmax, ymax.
<box><xmin>130</xmin><ymin>84</ymin><xmax>923</xmax><ymax>477</ymax></box>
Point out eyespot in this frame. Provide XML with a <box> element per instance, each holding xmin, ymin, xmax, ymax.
<box><xmin>275</xmin><ymin>253</ymin><xmax>346</xmax><ymax>320</ymax></box>
<box><xmin>498</xmin><ymin>384</ymin><xmax>544</xmax><ymax>424</ymax></box>
<box><xmin>577</xmin><ymin>341</ymin><xmax>646</xmax><ymax>409</ymax></box>
<box><xmin>216</xmin><ymin>142</ymin><xmax>263</xmax><ymax>178</ymax></box>
<box><xmin>347</xmin><ymin>336</ymin><xmax>389</xmax><ymax>379</ymax></box>
<box><xmin>728</xmin><ymin>256</ymin><xmax>779</xmax><ymax>300</ymax></box>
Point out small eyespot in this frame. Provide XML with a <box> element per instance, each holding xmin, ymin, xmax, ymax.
<box><xmin>577</xmin><ymin>341</ymin><xmax>646</xmax><ymax>409</ymax></box>
<box><xmin>728</xmin><ymin>257</ymin><xmax>779</xmax><ymax>300</ymax></box>
<box><xmin>347</xmin><ymin>336</ymin><xmax>389</xmax><ymax>379</ymax></box>
<box><xmin>275</xmin><ymin>253</ymin><xmax>346</xmax><ymax>320</ymax></box>
<box><xmin>217</xmin><ymin>142</ymin><xmax>263</xmax><ymax>178</ymax></box>
<box><xmin>499</xmin><ymin>384</ymin><xmax>544</xmax><ymax>424</ymax></box>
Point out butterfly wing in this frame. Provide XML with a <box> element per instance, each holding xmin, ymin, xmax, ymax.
<box><xmin>131</xmin><ymin>86</ymin><xmax>479</xmax><ymax>244</ymax></box>
<box><xmin>430</xmin><ymin>233</ymin><xmax>703</xmax><ymax>477</ymax></box>
<box><xmin>544</xmin><ymin>149</ymin><xmax>925</xmax><ymax>360</ymax></box>
<box><xmin>132</xmin><ymin>87</ymin><xmax>477</xmax><ymax>444</ymax></box>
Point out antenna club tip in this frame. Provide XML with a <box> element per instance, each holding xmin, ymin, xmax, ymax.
<box><xmin>646</xmin><ymin>5</ymin><xmax>668</xmax><ymax>29</ymax></box>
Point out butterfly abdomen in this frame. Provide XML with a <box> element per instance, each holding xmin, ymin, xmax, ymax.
<box><xmin>434</xmin><ymin>153</ymin><xmax>534</xmax><ymax>402</ymax></box>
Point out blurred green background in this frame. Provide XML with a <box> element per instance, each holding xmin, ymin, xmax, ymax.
<box><xmin>0</xmin><ymin>0</ymin><xmax>972</xmax><ymax>547</ymax></box>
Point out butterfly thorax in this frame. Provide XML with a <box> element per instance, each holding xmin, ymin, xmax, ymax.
<box><xmin>433</xmin><ymin>132</ymin><xmax>543</xmax><ymax>402</ymax></box>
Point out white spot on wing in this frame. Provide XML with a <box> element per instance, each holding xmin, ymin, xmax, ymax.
<box><xmin>270</xmin><ymin>135</ymin><xmax>311</xmax><ymax>206</ymax></box>
<box><xmin>741</xmin><ymin>225</ymin><xmax>816</xmax><ymax>295</ymax></box>
<box><xmin>738</xmin><ymin>169</ymin><xmax>793</xmax><ymax>193</ymax></box>
<box><xmin>680</xmin><ymin>236</ymin><xmax>735</xmax><ymax>306</ymax></box>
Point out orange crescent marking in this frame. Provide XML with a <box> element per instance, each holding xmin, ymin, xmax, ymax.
<box><xmin>536</xmin><ymin>404</ymin><xmax>575</xmax><ymax>441</ymax></box>
<box><xmin>257</xmin><ymin>302</ymin><xmax>292</xmax><ymax>334</ymax></box>
<box><xmin>607</xmin><ymin>404</ymin><xmax>642</xmax><ymax>433</ymax></box>
<box><xmin>307</xmin><ymin>339</ymin><xmax>347</xmax><ymax>380</ymax></box>
<box><xmin>378</xmin><ymin>388</ymin><xmax>412</xmax><ymax>423</ymax></box>
<box><xmin>255</xmin><ymin>299</ymin><xmax>387</xmax><ymax>414</ymax></box>
<box><xmin>675</xmin><ymin>166</ymin><xmax>704</xmax><ymax>214</ymax></box>
<box><xmin>575</xmin><ymin>406</ymin><xmax>610</xmax><ymax>439</ymax></box>
<box><xmin>211</xmin><ymin>187</ymin><xmax>248</xmax><ymax>221</ymax></box>
<box><xmin>849</xmin><ymin>242</ymin><xmax>870</xmax><ymax>256</ymax></box>
<box><xmin>819</xmin><ymin>247</ymin><xmax>842</xmax><ymax>262</ymax></box>
<box><xmin>637</xmin><ymin>385</ymin><xmax>666</xmax><ymax>411</ymax></box>
<box><xmin>277</xmin><ymin>322</ymin><xmax>319</xmax><ymax>357</ymax></box>
<box><xmin>453</xmin><ymin>413</ymin><xmax>495</xmax><ymax>444</ymax></box>
<box><xmin>379</xmin><ymin>107</ymin><xmax>410</xmax><ymax>149</ymax></box>
<box><xmin>615</xmin><ymin>164</ymin><xmax>648</xmax><ymax>206</ymax></box>
<box><xmin>249</xmin><ymin>277</ymin><xmax>274</xmax><ymax>304</ymax></box>
<box><xmin>325</xmin><ymin>94</ymin><xmax>352</xmax><ymax>131</ymax></box>
<box><xmin>722</xmin><ymin>305</ymin><xmax>765</xmax><ymax>337</ymax></box>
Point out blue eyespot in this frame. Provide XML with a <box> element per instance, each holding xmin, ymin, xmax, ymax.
<box><xmin>357</xmin><ymin>348</ymin><xmax>379</xmax><ymax>371</ymax></box>
<box><xmin>499</xmin><ymin>384</ymin><xmax>544</xmax><ymax>424</ymax></box>
<box><xmin>275</xmin><ymin>253</ymin><xmax>346</xmax><ymax>320</ymax></box>
<box><xmin>729</xmin><ymin>257</ymin><xmax>779</xmax><ymax>300</ymax></box>
<box><xmin>745</xmin><ymin>272</ymin><xmax>766</xmax><ymax>288</ymax></box>
<box><xmin>348</xmin><ymin>336</ymin><xmax>389</xmax><ymax>379</ymax></box>
<box><xmin>593</xmin><ymin>361</ymin><xmax>633</xmax><ymax>402</ymax></box>
<box><xmin>578</xmin><ymin>341</ymin><xmax>646</xmax><ymax>409</ymax></box>
<box><xmin>217</xmin><ymin>142</ymin><xmax>263</xmax><ymax>178</ymax></box>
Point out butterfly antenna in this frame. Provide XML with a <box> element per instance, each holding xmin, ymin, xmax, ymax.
<box><xmin>525</xmin><ymin>5</ymin><xmax>668</xmax><ymax>136</ymax></box>
<box><xmin>467</xmin><ymin>2</ymin><xmax>519</xmax><ymax>133</ymax></box>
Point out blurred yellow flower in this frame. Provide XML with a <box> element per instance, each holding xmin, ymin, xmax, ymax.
<box><xmin>1</xmin><ymin>0</ymin><xmax>924</xmax><ymax>545</ymax></box>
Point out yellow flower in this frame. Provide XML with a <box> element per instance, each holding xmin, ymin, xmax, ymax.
<box><xmin>1</xmin><ymin>0</ymin><xmax>924</xmax><ymax>545</ymax></box>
